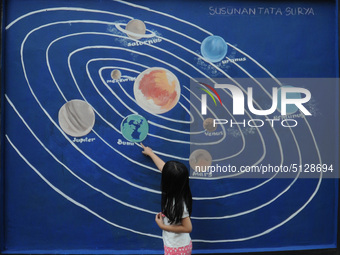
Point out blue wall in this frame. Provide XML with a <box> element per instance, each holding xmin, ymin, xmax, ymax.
<box><xmin>1</xmin><ymin>0</ymin><xmax>338</xmax><ymax>253</ymax></box>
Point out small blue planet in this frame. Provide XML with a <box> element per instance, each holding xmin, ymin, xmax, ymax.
<box><xmin>277</xmin><ymin>86</ymin><xmax>302</xmax><ymax>115</ymax></box>
<box><xmin>201</xmin><ymin>35</ymin><xmax>228</xmax><ymax>63</ymax></box>
<box><xmin>121</xmin><ymin>114</ymin><xmax>149</xmax><ymax>142</ymax></box>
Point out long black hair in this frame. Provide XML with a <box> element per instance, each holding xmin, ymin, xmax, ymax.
<box><xmin>161</xmin><ymin>161</ymin><xmax>192</xmax><ymax>225</ymax></box>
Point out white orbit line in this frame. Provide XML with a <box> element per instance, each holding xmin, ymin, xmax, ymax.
<box><xmin>109</xmin><ymin>1</ymin><xmax>315</xmax><ymax>187</ymax></box>
<box><xmin>6</xmin><ymin>7</ymin><xmax>287</xmax><ymax>143</ymax></box>
<box><xmin>101</xmin><ymin>7</ymin><xmax>289</xmax><ymax>185</ymax></box>
<box><xmin>193</xmin><ymin>140</ymin><xmax>323</xmax><ymax>241</ymax></box>
<box><xmin>99</xmin><ymin>65</ymin><xmax>197</xmax><ymax>126</ymax></box>
<box><xmin>188</xmin><ymin>109</ymin><xmax>302</xmax><ymax>207</ymax></box>
<box><xmin>8</xmin><ymin>87</ymin><xmax>305</xmax><ymax>233</ymax></box>
<box><xmin>3</xmin><ymin>0</ymin><xmax>243</xmax><ymax>219</ymax></box>
<box><xmin>69</xmin><ymin>45</ymin><xmax>227</xmax><ymax>145</ymax></box>
<box><xmin>69</xmin><ymin>45</ymin><xmax>203</xmax><ymax>142</ymax></box>
<box><xmin>111</xmin><ymin>0</ymin><xmax>326</xmax><ymax>239</ymax></box>
<box><xmin>191</xmin><ymin>174</ymin><xmax>302</xmax><ymax>220</ymax></box>
<box><xmin>53</xmin><ymin>47</ymin><xmax>197</xmax><ymax>161</ymax></box>
<box><xmin>145</xmin><ymin>21</ymin><xmax>285</xmax><ymax>129</ymax></box>
<box><xmin>15</xmin><ymin>4</ymin><xmax>280</xmax><ymax>199</ymax></box>
<box><xmin>74</xmin><ymin>32</ymin><xmax>216</xmax><ymax>87</ymax></box>
<box><xmin>5</xmin><ymin>94</ymin><xmax>159</xmax><ymax>214</ymax></box>
<box><xmin>89</xmin><ymin>63</ymin><xmax>196</xmax><ymax>135</ymax></box>
<box><xmin>151</xmin><ymin>31</ymin><xmax>287</xmax><ymax>147</ymax></box>
<box><xmin>5</xmin><ymin>135</ymin><xmax>161</xmax><ymax>240</ymax></box>
<box><xmin>108</xmin><ymin>2</ymin><xmax>288</xmax><ymax>166</ymax></box>
<box><xmin>24</xmin><ymin>13</ymin><xmax>268</xmax><ymax>200</ymax></box>
<box><xmin>227</xmin><ymin>44</ymin><xmax>282</xmax><ymax>86</ymax></box>
<box><xmin>100</xmin><ymin>66</ymin><xmax>222</xmax><ymax>139</ymax></box>
<box><xmin>40</xmin><ymin>18</ymin><xmax>266</xmax><ymax>156</ymax></box>
<box><xmin>6</xmin><ymin>91</ymin><xmax>298</xmax><ymax>222</ymax></box>
<box><xmin>192</xmin><ymin>110</ymin><xmax>303</xmax><ymax>216</ymax></box>
<box><xmin>48</xmin><ymin>33</ymin><xmax>192</xmax><ymax>129</ymax></box>
<box><xmin>20</xmin><ymin>26</ymin><xmax>163</xmax><ymax>194</ymax></box>
<box><xmin>67</xmin><ymin>6</ymin><xmax>319</xmax><ymax>190</ymax></box>
<box><xmin>115</xmin><ymin>22</ymin><xmax>156</xmax><ymax>38</ymax></box>
<box><xmin>187</xmin><ymin>85</ymin><xmax>280</xmax><ymax>180</ymax></box>
<box><xmin>126</xmin><ymin>7</ymin><xmax>317</xmax><ymax>193</ymax></box>
<box><xmin>191</xmin><ymin>66</ymin><xmax>316</xmax><ymax>191</ymax></box>
<box><xmin>193</xmin><ymin>177</ymin><xmax>323</xmax><ymax>243</ymax></box>
<box><xmin>98</xmin><ymin>62</ymin><xmax>195</xmax><ymax>124</ymax></box>
<box><xmin>10</xmin><ymin>4</ymin><xmax>326</xmax><ymax>241</ymax></box>
<box><xmin>45</xmin><ymin>33</ymin><xmax>199</xmax><ymax>172</ymax></box>
<box><xmin>113</xmin><ymin>0</ymin><xmax>212</xmax><ymax>36</ymax></box>
<box><xmin>114</xmin><ymin>0</ymin><xmax>276</xmax><ymax>102</ymax></box>
<box><xmin>48</xmin><ymin>60</ymin><xmax>170</xmax><ymax>174</ymax></box>
<box><xmin>182</xmin><ymin>84</ymin><xmax>273</xmax><ymax>182</ymax></box>
<box><xmin>181</xmin><ymin>93</ymin><xmax>205</xmax><ymax>122</ymax></box>
<box><xmin>83</xmin><ymin>42</ymin><xmax>254</xmax><ymax>149</ymax></box>
<box><xmin>9</xmin><ymin>5</ymin><xmax>326</xmax><ymax>249</ymax></box>
<box><xmin>92</xmin><ymin>68</ymin><xmax>137</xmax><ymax>118</ymax></box>
<box><xmin>93</xmin><ymin>67</ymin><xmax>133</xmax><ymax>119</ymax></box>
<box><xmin>193</xmin><ymin>176</ymin><xmax>274</xmax><ymax>201</ymax></box>
<box><xmin>127</xmin><ymin>12</ymin><xmax>287</xmax><ymax>181</ymax></box>
<box><xmin>12</xmin><ymin>16</ymin><xmax>210</xmax><ymax>90</ymax></box>
<box><xmin>50</xmin><ymin>27</ymin><xmax>195</xmax><ymax>167</ymax></box>
<box><xmin>105</xmin><ymin>20</ymin><xmax>287</xmax><ymax>174</ymax></box>
<box><xmin>113</xmin><ymin>0</ymin><xmax>282</xmax><ymax>87</ymax></box>
<box><xmin>6</xmin><ymin>7</ymin><xmax>133</xmax><ymax>30</ymax></box>
<box><xmin>43</xmin><ymin>24</ymin><xmax>260</xmax><ymax>160</ymax></box>
<box><xmin>26</xmin><ymin>16</ymin><xmax>322</xmax><ymax>221</ymax></box>
<box><xmin>224</xmin><ymin>57</ymin><xmax>275</xmax><ymax>99</ymax></box>
<box><xmin>145</xmin><ymin>21</ymin><xmax>201</xmax><ymax>45</ymax></box>
<box><xmin>112</xmin><ymin>2</ymin><xmax>326</xmax><ymax>231</ymax></box>
<box><xmin>186</xmin><ymin>86</ymin><xmax>247</xmax><ymax>160</ymax></box>
<box><xmin>92</xmin><ymin>64</ymin><xmax>197</xmax><ymax>134</ymax></box>
<box><xmin>185</xmin><ymin>85</ymin><xmax>250</xmax><ymax>179</ymax></box>
<box><xmin>7</xmin><ymin>8</ymin><xmax>228</xmax><ymax>141</ymax></box>
<box><xmin>45</xmin><ymin>31</ymin><xmax>198</xmax><ymax>155</ymax></box>
<box><xmin>178</xmin><ymin>40</ymin><xmax>315</xmax><ymax>224</ymax></box>
<box><xmin>188</xmin><ymin>85</ymin><xmax>283</xmax><ymax>185</ymax></box>
<box><xmin>36</xmin><ymin>20</ymin><xmax>269</xmax><ymax>202</ymax></box>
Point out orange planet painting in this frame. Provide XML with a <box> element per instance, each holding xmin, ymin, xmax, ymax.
<box><xmin>134</xmin><ymin>67</ymin><xmax>181</xmax><ymax>114</ymax></box>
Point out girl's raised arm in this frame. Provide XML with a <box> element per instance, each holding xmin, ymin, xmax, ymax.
<box><xmin>141</xmin><ymin>143</ymin><xmax>165</xmax><ymax>172</ymax></box>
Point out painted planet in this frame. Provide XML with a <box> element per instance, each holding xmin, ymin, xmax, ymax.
<box><xmin>58</xmin><ymin>100</ymin><xmax>95</xmax><ymax>137</ymax></box>
<box><xmin>203</xmin><ymin>118</ymin><xmax>217</xmax><ymax>132</ymax></box>
<box><xmin>125</xmin><ymin>19</ymin><xmax>146</xmax><ymax>40</ymax></box>
<box><xmin>134</xmin><ymin>67</ymin><xmax>181</xmax><ymax>114</ymax></box>
<box><xmin>277</xmin><ymin>85</ymin><xmax>302</xmax><ymax>115</ymax></box>
<box><xmin>121</xmin><ymin>114</ymin><xmax>149</xmax><ymax>143</ymax></box>
<box><xmin>201</xmin><ymin>35</ymin><xmax>228</xmax><ymax>63</ymax></box>
<box><xmin>111</xmin><ymin>69</ymin><xmax>122</xmax><ymax>80</ymax></box>
<box><xmin>189</xmin><ymin>149</ymin><xmax>212</xmax><ymax>172</ymax></box>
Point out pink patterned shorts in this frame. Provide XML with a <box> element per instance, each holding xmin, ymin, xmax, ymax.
<box><xmin>164</xmin><ymin>241</ymin><xmax>192</xmax><ymax>255</ymax></box>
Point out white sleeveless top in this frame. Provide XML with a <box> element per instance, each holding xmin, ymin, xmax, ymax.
<box><xmin>162</xmin><ymin>204</ymin><xmax>191</xmax><ymax>248</ymax></box>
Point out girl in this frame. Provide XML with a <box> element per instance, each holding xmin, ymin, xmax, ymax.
<box><xmin>141</xmin><ymin>143</ymin><xmax>193</xmax><ymax>255</ymax></box>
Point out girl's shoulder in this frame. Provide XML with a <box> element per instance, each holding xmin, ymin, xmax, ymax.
<box><xmin>182</xmin><ymin>202</ymin><xmax>190</xmax><ymax>218</ymax></box>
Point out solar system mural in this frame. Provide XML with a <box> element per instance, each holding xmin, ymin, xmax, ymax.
<box><xmin>1</xmin><ymin>0</ymin><xmax>338</xmax><ymax>254</ymax></box>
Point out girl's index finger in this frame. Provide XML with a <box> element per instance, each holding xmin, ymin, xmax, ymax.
<box><xmin>140</xmin><ymin>143</ymin><xmax>144</xmax><ymax>148</ymax></box>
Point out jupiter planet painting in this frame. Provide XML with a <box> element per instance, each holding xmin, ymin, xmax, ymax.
<box><xmin>133</xmin><ymin>67</ymin><xmax>181</xmax><ymax>114</ymax></box>
<box><xmin>58</xmin><ymin>99</ymin><xmax>95</xmax><ymax>137</ymax></box>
